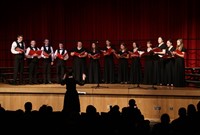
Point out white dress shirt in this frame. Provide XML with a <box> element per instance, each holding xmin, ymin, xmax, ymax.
<box><xmin>11</xmin><ymin>41</ymin><xmax>26</xmax><ymax>54</ymax></box>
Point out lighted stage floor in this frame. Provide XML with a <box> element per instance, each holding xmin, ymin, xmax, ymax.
<box><xmin>0</xmin><ymin>83</ymin><xmax>200</xmax><ymax>121</ymax></box>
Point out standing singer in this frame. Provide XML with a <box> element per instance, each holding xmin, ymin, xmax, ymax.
<box><xmin>88</xmin><ymin>42</ymin><xmax>101</xmax><ymax>84</ymax></box>
<box><xmin>10</xmin><ymin>35</ymin><xmax>26</xmax><ymax>85</ymax></box>
<box><xmin>54</xmin><ymin>43</ymin><xmax>69</xmax><ymax>84</ymax></box>
<box><xmin>101</xmin><ymin>40</ymin><xmax>115</xmax><ymax>83</ymax></box>
<box><xmin>70</xmin><ymin>41</ymin><xmax>88</xmax><ymax>82</ymax></box>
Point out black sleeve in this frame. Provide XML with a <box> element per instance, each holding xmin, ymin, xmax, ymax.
<box><xmin>76</xmin><ymin>80</ymin><xmax>85</xmax><ymax>86</ymax></box>
<box><xmin>60</xmin><ymin>79</ymin><xmax>66</xmax><ymax>85</ymax></box>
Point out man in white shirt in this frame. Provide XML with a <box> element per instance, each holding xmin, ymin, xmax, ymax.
<box><xmin>10</xmin><ymin>35</ymin><xmax>26</xmax><ymax>85</ymax></box>
<box><xmin>25</xmin><ymin>40</ymin><xmax>41</xmax><ymax>84</ymax></box>
<box><xmin>40</xmin><ymin>39</ymin><xmax>54</xmax><ymax>84</ymax></box>
<box><xmin>54</xmin><ymin>43</ymin><xmax>69</xmax><ymax>83</ymax></box>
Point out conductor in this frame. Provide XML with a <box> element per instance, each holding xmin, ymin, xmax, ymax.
<box><xmin>61</xmin><ymin>70</ymin><xmax>86</xmax><ymax>113</ymax></box>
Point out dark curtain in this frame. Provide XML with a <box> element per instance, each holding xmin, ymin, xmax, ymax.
<box><xmin>0</xmin><ymin>0</ymin><xmax>199</xmax><ymax>67</ymax></box>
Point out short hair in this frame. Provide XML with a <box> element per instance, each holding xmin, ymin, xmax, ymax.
<box><xmin>147</xmin><ymin>41</ymin><xmax>152</xmax><ymax>44</ymax></box>
<box><xmin>17</xmin><ymin>35</ymin><xmax>23</xmax><ymax>38</ymax></box>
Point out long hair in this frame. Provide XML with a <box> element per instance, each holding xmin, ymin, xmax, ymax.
<box><xmin>176</xmin><ymin>38</ymin><xmax>183</xmax><ymax>51</ymax></box>
<box><xmin>91</xmin><ymin>41</ymin><xmax>99</xmax><ymax>52</ymax></box>
<box><xmin>119</xmin><ymin>42</ymin><xmax>127</xmax><ymax>51</ymax></box>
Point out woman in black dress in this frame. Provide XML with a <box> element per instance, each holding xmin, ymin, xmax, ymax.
<box><xmin>114</xmin><ymin>42</ymin><xmax>129</xmax><ymax>84</ymax></box>
<box><xmin>70</xmin><ymin>41</ymin><xmax>88</xmax><ymax>82</ymax></box>
<box><xmin>101</xmin><ymin>40</ymin><xmax>115</xmax><ymax>83</ymax></box>
<box><xmin>61</xmin><ymin>70</ymin><xmax>86</xmax><ymax>113</ymax></box>
<box><xmin>88</xmin><ymin>42</ymin><xmax>101</xmax><ymax>84</ymax></box>
<box><xmin>153</xmin><ymin>37</ymin><xmax>167</xmax><ymax>85</ymax></box>
<box><xmin>129</xmin><ymin>42</ymin><xmax>142</xmax><ymax>86</ymax></box>
<box><xmin>172</xmin><ymin>39</ymin><xmax>186</xmax><ymax>87</ymax></box>
<box><xmin>164</xmin><ymin>39</ymin><xmax>175</xmax><ymax>87</ymax></box>
<box><xmin>143</xmin><ymin>41</ymin><xmax>153</xmax><ymax>85</ymax></box>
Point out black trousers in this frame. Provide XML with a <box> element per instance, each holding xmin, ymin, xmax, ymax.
<box><xmin>28</xmin><ymin>58</ymin><xmax>38</xmax><ymax>83</ymax></box>
<box><xmin>56</xmin><ymin>59</ymin><xmax>66</xmax><ymax>83</ymax></box>
<box><xmin>13</xmin><ymin>54</ymin><xmax>24</xmax><ymax>84</ymax></box>
<box><xmin>43</xmin><ymin>59</ymin><xmax>51</xmax><ymax>83</ymax></box>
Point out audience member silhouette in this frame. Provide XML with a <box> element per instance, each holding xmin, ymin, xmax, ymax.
<box><xmin>61</xmin><ymin>70</ymin><xmax>86</xmax><ymax>114</ymax></box>
<box><xmin>151</xmin><ymin>113</ymin><xmax>172</xmax><ymax>135</ymax></box>
<box><xmin>107</xmin><ymin>105</ymin><xmax>122</xmax><ymax>134</ymax></box>
<box><xmin>171</xmin><ymin>107</ymin><xmax>190</xmax><ymax>135</ymax></box>
<box><xmin>24</xmin><ymin>101</ymin><xmax>32</xmax><ymax>113</ymax></box>
<box><xmin>85</xmin><ymin>104</ymin><xmax>98</xmax><ymax>116</ymax></box>
<box><xmin>108</xmin><ymin>105</ymin><xmax>121</xmax><ymax>118</ymax></box>
<box><xmin>80</xmin><ymin>105</ymin><xmax>102</xmax><ymax>135</ymax></box>
<box><xmin>121</xmin><ymin>99</ymin><xmax>142</xmax><ymax>134</ymax></box>
<box><xmin>187</xmin><ymin>104</ymin><xmax>197</xmax><ymax>135</ymax></box>
<box><xmin>122</xmin><ymin>99</ymin><xmax>142</xmax><ymax>121</ymax></box>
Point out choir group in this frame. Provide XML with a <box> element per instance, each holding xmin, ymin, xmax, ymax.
<box><xmin>11</xmin><ymin>35</ymin><xmax>186</xmax><ymax>87</ymax></box>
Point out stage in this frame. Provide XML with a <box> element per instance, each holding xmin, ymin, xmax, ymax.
<box><xmin>0</xmin><ymin>83</ymin><xmax>200</xmax><ymax>121</ymax></box>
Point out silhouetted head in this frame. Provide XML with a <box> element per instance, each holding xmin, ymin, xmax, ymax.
<box><xmin>46</xmin><ymin>105</ymin><xmax>53</xmax><ymax>112</ymax></box>
<box><xmin>187</xmin><ymin>104</ymin><xmax>196</xmax><ymax>116</ymax></box>
<box><xmin>86</xmin><ymin>105</ymin><xmax>97</xmax><ymax>115</ymax></box>
<box><xmin>178</xmin><ymin>107</ymin><xmax>187</xmax><ymax>117</ymax></box>
<box><xmin>66</xmin><ymin>69</ymin><xmax>73</xmax><ymax>77</ymax></box>
<box><xmin>39</xmin><ymin>104</ymin><xmax>48</xmax><ymax>112</ymax></box>
<box><xmin>112</xmin><ymin>105</ymin><xmax>120</xmax><ymax>112</ymax></box>
<box><xmin>24</xmin><ymin>102</ymin><xmax>32</xmax><ymax>113</ymax></box>
<box><xmin>128</xmin><ymin>99</ymin><xmax>136</xmax><ymax>107</ymax></box>
<box><xmin>160</xmin><ymin>113</ymin><xmax>170</xmax><ymax>124</ymax></box>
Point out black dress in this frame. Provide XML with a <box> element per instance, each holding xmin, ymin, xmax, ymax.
<box><xmin>103</xmin><ymin>47</ymin><xmax>115</xmax><ymax>83</ymax></box>
<box><xmin>117</xmin><ymin>50</ymin><xmax>129</xmax><ymax>83</ymax></box>
<box><xmin>174</xmin><ymin>47</ymin><xmax>186</xmax><ymax>87</ymax></box>
<box><xmin>71</xmin><ymin>47</ymin><xmax>87</xmax><ymax>82</ymax></box>
<box><xmin>88</xmin><ymin>50</ymin><xmax>101</xmax><ymax>84</ymax></box>
<box><xmin>143</xmin><ymin>48</ymin><xmax>154</xmax><ymax>85</ymax></box>
<box><xmin>153</xmin><ymin>43</ymin><xmax>167</xmax><ymax>85</ymax></box>
<box><xmin>130</xmin><ymin>49</ymin><xmax>142</xmax><ymax>85</ymax></box>
<box><xmin>61</xmin><ymin>77</ymin><xmax>85</xmax><ymax>113</ymax></box>
<box><xmin>164</xmin><ymin>46</ymin><xmax>175</xmax><ymax>86</ymax></box>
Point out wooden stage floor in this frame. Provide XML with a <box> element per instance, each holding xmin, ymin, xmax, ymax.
<box><xmin>0</xmin><ymin>83</ymin><xmax>200</xmax><ymax>121</ymax></box>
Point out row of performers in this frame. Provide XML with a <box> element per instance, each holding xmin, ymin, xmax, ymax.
<box><xmin>11</xmin><ymin>36</ymin><xmax>186</xmax><ymax>87</ymax></box>
<box><xmin>69</xmin><ymin>38</ymin><xmax>186</xmax><ymax>87</ymax></box>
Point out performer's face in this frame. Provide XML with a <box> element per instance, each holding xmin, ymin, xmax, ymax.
<box><xmin>30</xmin><ymin>40</ymin><xmax>36</xmax><ymax>47</ymax></box>
<box><xmin>77</xmin><ymin>42</ymin><xmax>82</xmax><ymax>48</ymax></box>
<box><xmin>106</xmin><ymin>40</ymin><xmax>110</xmax><ymax>46</ymax></box>
<box><xmin>92</xmin><ymin>43</ymin><xmax>96</xmax><ymax>49</ymax></box>
<box><xmin>132</xmin><ymin>42</ymin><xmax>136</xmax><ymax>48</ymax></box>
<box><xmin>44</xmin><ymin>39</ymin><xmax>49</xmax><ymax>45</ymax></box>
<box><xmin>166</xmin><ymin>41</ymin><xmax>171</xmax><ymax>47</ymax></box>
<box><xmin>17</xmin><ymin>36</ymin><xmax>23</xmax><ymax>42</ymax></box>
<box><xmin>120</xmin><ymin>44</ymin><xmax>125</xmax><ymax>50</ymax></box>
<box><xmin>59</xmin><ymin>43</ymin><xmax>63</xmax><ymax>49</ymax></box>
<box><xmin>177</xmin><ymin>40</ymin><xmax>181</xmax><ymax>46</ymax></box>
<box><xmin>158</xmin><ymin>37</ymin><xmax>163</xmax><ymax>44</ymax></box>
